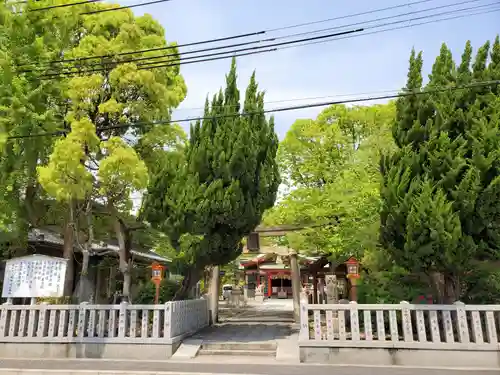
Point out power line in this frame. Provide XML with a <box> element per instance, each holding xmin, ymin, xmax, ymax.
<box><xmin>19</xmin><ymin>0</ymin><xmax>437</xmax><ymax>66</ymax></box>
<box><xmin>134</xmin><ymin>1</ymin><xmax>498</xmax><ymax>70</ymax></box>
<box><xmin>175</xmin><ymin>89</ymin><xmax>403</xmax><ymax>113</ymax></box>
<box><xmin>22</xmin><ymin>0</ymin><xmax>171</xmax><ymax>13</ymax></box>
<box><xmin>28</xmin><ymin>0</ymin><xmax>101</xmax><ymax>12</ymax></box>
<box><xmin>20</xmin><ymin>0</ymin><xmax>484</xmax><ymax>75</ymax></box>
<box><xmin>35</xmin><ymin>2</ymin><xmax>499</xmax><ymax>79</ymax></box>
<box><xmin>81</xmin><ymin>0</ymin><xmax>174</xmax><ymax>15</ymax></box>
<box><xmin>37</xmin><ymin>28</ymin><xmax>364</xmax><ymax>79</ymax></box>
<box><xmin>274</xmin><ymin>0</ymin><xmax>488</xmax><ymax>43</ymax></box>
<box><xmin>5</xmin><ymin>79</ymin><xmax>500</xmax><ymax>141</ymax></box>
<box><xmin>278</xmin><ymin>4</ymin><xmax>500</xmax><ymax>52</ymax></box>
<box><xmin>17</xmin><ymin>31</ymin><xmax>267</xmax><ymax>68</ymax></box>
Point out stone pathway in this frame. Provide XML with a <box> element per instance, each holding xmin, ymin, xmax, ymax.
<box><xmin>173</xmin><ymin>298</ymin><xmax>298</xmax><ymax>361</ymax></box>
<box><xmin>191</xmin><ymin>322</ymin><xmax>293</xmax><ymax>342</ymax></box>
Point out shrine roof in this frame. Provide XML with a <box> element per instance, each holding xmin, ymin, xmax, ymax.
<box><xmin>259</xmin><ymin>263</ymin><xmax>288</xmax><ymax>270</ymax></box>
<box><xmin>28</xmin><ymin>228</ymin><xmax>171</xmax><ymax>264</ymax></box>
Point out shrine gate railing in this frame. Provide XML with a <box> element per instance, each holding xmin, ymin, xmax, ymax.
<box><xmin>0</xmin><ymin>299</ymin><xmax>209</xmax><ymax>344</ymax></box>
<box><xmin>299</xmin><ymin>300</ymin><xmax>500</xmax><ymax>350</ymax></box>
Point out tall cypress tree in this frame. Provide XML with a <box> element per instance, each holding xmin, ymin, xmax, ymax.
<box><xmin>142</xmin><ymin>59</ymin><xmax>280</xmax><ymax>298</ymax></box>
<box><xmin>380</xmin><ymin>36</ymin><xmax>500</xmax><ymax>304</ymax></box>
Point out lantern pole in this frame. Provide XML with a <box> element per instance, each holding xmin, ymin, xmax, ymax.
<box><xmin>155</xmin><ymin>283</ymin><xmax>160</xmax><ymax>304</ymax></box>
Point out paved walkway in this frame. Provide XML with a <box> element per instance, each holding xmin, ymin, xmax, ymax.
<box><xmin>172</xmin><ymin>298</ymin><xmax>298</xmax><ymax>360</ymax></box>
<box><xmin>0</xmin><ymin>358</ymin><xmax>497</xmax><ymax>375</ymax></box>
<box><xmin>194</xmin><ymin>298</ymin><xmax>296</xmax><ymax>342</ymax></box>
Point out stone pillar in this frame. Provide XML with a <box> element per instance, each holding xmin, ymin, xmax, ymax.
<box><xmin>289</xmin><ymin>250</ymin><xmax>301</xmax><ymax>322</ymax></box>
<box><xmin>312</xmin><ymin>272</ymin><xmax>318</xmax><ymax>304</ymax></box>
<box><xmin>209</xmin><ymin>265</ymin><xmax>220</xmax><ymax>325</ymax></box>
<box><xmin>349</xmin><ymin>278</ymin><xmax>358</xmax><ymax>302</ymax></box>
<box><xmin>325</xmin><ymin>275</ymin><xmax>339</xmax><ymax>304</ymax></box>
<box><xmin>107</xmin><ymin>266</ymin><xmax>116</xmax><ymax>300</ymax></box>
<box><xmin>317</xmin><ymin>278</ymin><xmax>324</xmax><ymax>304</ymax></box>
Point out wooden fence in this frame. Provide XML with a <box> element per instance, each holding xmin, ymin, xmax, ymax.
<box><xmin>0</xmin><ymin>299</ymin><xmax>209</xmax><ymax>344</ymax></box>
<box><xmin>300</xmin><ymin>300</ymin><xmax>500</xmax><ymax>350</ymax></box>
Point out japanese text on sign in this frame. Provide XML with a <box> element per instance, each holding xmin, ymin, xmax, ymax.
<box><xmin>1</xmin><ymin>255</ymin><xmax>67</xmax><ymax>298</ymax></box>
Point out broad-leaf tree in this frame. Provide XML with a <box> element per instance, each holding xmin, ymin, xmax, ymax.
<box><xmin>35</xmin><ymin>2</ymin><xmax>187</xmax><ymax>300</ymax></box>
<box><xmin>0</xmin><ymin>1</ymin><xmax>84</xmax><ymax>292</ymax></box>
<box><xmin>264</xmin><ymin>103</ymin><xmax>395</xmax><ymax>260</ymax></box>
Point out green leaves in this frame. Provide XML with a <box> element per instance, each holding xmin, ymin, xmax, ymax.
<box><xmin>265</xmin><ymin>102</ymin><xmax>396</xmax><ymax>259</ymax></box>
<box><xmin>98</xmin><ymin>137</ymin><xmax>148</xmax><ymax>208</ymax></box>
<box><xmin>380</xmin><ymin>36</ymin><xmax>500</xmax><ymax>303</ymax></box>
<box><xmin>37</xmin><ymin>118</ymin><xmax>99</xmax><ymax>201</ymax></box>
<box><xmin>142</xmin><ymin>58</ymin><xmax>280</xmax><ymax>274</ymax></box>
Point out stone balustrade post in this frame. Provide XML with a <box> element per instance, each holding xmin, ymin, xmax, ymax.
<box><xmin>289</xmin><ymin>250</ymin><xmax>301</xmax><ymax>322</ymax></box>
<box><xmin>118</xmin><ymin>301</ymin><xmax>129</xmax><ymax>338</ymax></box>
<box><xmin>0</xmin><ymin>300</ymin><xmax>12</xmax><ymax>338</ymax></box>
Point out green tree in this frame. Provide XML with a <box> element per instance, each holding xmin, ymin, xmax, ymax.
<box><xmin>264</xmin><ymin>103</ymin><xmax>395</xmax><ymax>260</ymax></box>
<box><xmin>142</xmin><ymin>59</ymin><xmax>280</xmax><ymax>299</ymax></box>
<box><xmin>34</xmin><ymin>2</ymin><xmax>187</xmax><ymax>300</ymax></box>
<box><xmin>0</xmin><ymin>1</ymin><xmax>87</xmax><ymax>293</ymax></box>
<box><xmin>0</xmin><ymin>1</ymin><xmax>79</xmax><ymax>235</ymax></box>
<box><xmin>380</xmin><ymin>37</ymin><xmax>500</xmax><ymax>304</ymax></box>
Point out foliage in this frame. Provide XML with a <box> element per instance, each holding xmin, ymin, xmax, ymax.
<box><xmin>98</xmin><ymin>137</ymin><xmax>149</xmax><ymax>210</ymax></box>
<box><xmin>135</xmin><ymin>278</ymin><xmax>180</xmax><ymax>304</ymax></box>
<box><xmin>264</xmin><ymin>103</ymin><xmax>396</xmax><ymax>260</ymax></box>
<box><xmin>0</xmin><ymin>1</ymin><xmax>84</xmax><ymax>243</ymax></box>
<box><xmin>0</xmin><ymin>0</ymin><xmax>188</xmax><ymax>298</ymax></box>
<box><xmin>380</xmin><ymin>36</ymin><xmax>500</xmax><ymax>303</ymax></box>
<box><xmin>37</xmin><ymin>119</ymin><xmax>99</xmax><ymax>201</ymax></box>
<box><xmin>141</xmin><ymin>59</ymin><xmax>280</xmax><ymax>299</ymax></box>
<box><xmin>220</xmin><ymin>260</ymin><xmax>244</xmax><ymax>287</ymax></box>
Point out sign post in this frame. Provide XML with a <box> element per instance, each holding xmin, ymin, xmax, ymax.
<box><xmin>151</xmin><ymin>262</ymin><xmax>164</xmax><ymax>304</ymax></box>
<box><xmin>2</xmin><ymin>255</ymin><xmax>67</xmax><ymax>300</ymax></box>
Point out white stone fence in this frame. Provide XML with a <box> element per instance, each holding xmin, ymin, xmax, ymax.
<box><xmin>0</xmin><ymin>299</ymin><xmax>209</xmax><ymax>344</ymax></box>
<box><xmin>300</xmin><ymin>300</ymin><xmax>500</xmax><ymax>350</ymax></box>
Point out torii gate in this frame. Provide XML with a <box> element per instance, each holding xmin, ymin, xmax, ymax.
<box><xmin>208</xmin><ymin>222</ymin><xmax>336</xmax><ymax>324</ymax></box>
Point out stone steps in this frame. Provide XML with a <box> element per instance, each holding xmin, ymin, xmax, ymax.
<box><xmin>197</xmin><ymin>348</ymin><xmax>277</xmax><ymax>356</ymax></box>
<box><xmin>197</xmin><ymin>341</ymin><xmax>277</xmax><ymax>358</ymax></box>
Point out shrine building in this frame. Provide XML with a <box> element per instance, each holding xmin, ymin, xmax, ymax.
<box><xmin>238</xmin><ymin>225</ymin><xmax>360</xmax><ymax>303</ymax></box>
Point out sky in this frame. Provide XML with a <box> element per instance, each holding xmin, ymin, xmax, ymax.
<box><xmin>128</xmin><ymin>0</ymin><xmax>498</xmax><ymax>139</ymax></box>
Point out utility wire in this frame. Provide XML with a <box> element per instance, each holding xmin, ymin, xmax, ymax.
<box><xmin>278</xmin><ymin>4</ymin><xmax>500</xmax><ymax>52</ymax></box>
<box><xmin>175</xmin><ymin>89</ymin><xmax>403</xmax><ymax>113</ymax></box>
<box><xmin>21</xmin><ymin>0</ymin><xmax>170</xmax><ymax>12</ymax></box>
<box><xmin>81</xmin><ymin>0</ymin><xmax>173</xmax><ymax>15</ymax></box>
<box><xmin>5</xmin><ymin>79</ymin><xmax>500</xmax><ymax>141</ymax></box>
<box><xmin>133</xmin><ymin>1</ymin><xmax>499</xmax><ymax>70</ymax></box>
<box><xmin>19</xmin><ymin>0</ymin><xmax>485</xmax><ymax>74</ymax></box>
<box><xmin>17</xmin><ymin>31</ymin><xmax>267</xmax><ymax>68</ymax></box>
<box><xmin>35</xmin><ymin>2</ymin><xmax>499</xmax><ymax>79</ymax></box>
<box><xmin>28</xmin><ymin>0</ymin><xmax>101</xmax><ymax>12</ymax></box>
<box><xmin>19</xmin><ymin>0</ymin><xmax>436</xmax><ymax>66</ymax></box>
<box><xmin>37</xmin><ymin>28</ymin><xmax>364</xmax><ymax>79</ymax></box>
<box><xmin>136</xmin><ymin>4</ymin><xmax>500</xmax><ymax>74</ymax></box>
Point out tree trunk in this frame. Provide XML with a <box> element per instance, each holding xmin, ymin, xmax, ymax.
<box><xmin>111</xmin><ymin>212</ymin><xmax>132</xmax><ymax>302</ymax></box>
<box><xmin>122</xmin><ymin>260</ymin><xmax>132</xmax><ymax>300</ymax></box>
<box><xmin>63</xmin><ymin>202</ymin><xmax>75</xmax><ymax>298</ymax></box>
<box><xmin>24</xmin><ymin>183</ymin><xmax>38</xmax><ymax>226</ymax></box>
<box><xmin>208</xmin><ymin>265</ymin><xmax>220</xmax><ymax>325</ymax></box>
<box><xmin>172</xmin><ymin>268</ymin><xmax>199</xmax><ymax>301</ymax></box>
<box><xmin>78</xmin><ymin>250</ymin><xmax>90</xmax><ymax>303</ymax></box>
<box><xmin>430</xmin><ymin>272</ymin><xmax>461</xmax><ymax>304</ymax></box>
<box><xmin>77</xmin><ymin>200</ymin><xmax>94</xmax><ymax>303</ymax></box>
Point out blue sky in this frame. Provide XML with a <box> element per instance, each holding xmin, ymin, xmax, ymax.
<box><xmin>132</xmin><ymin>0</ymin><xmax>498</xmax><ymax>139</ymax></box>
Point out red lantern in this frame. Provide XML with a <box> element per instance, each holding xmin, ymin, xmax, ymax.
<box><xmin>151</xmin><ymin>262</ymin><xmax>165</xmax><ymax>304</ymax></box>
<box><xmin>345</xmin><ymin>257</ymin><xmax>360</xmax><ymax>279</ymax></box>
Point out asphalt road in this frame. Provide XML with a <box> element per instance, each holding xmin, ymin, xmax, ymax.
<box><xmin>0</xmin><ymin>359</ymin><xmax>498</xmax><ymax>375</ymax></box>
